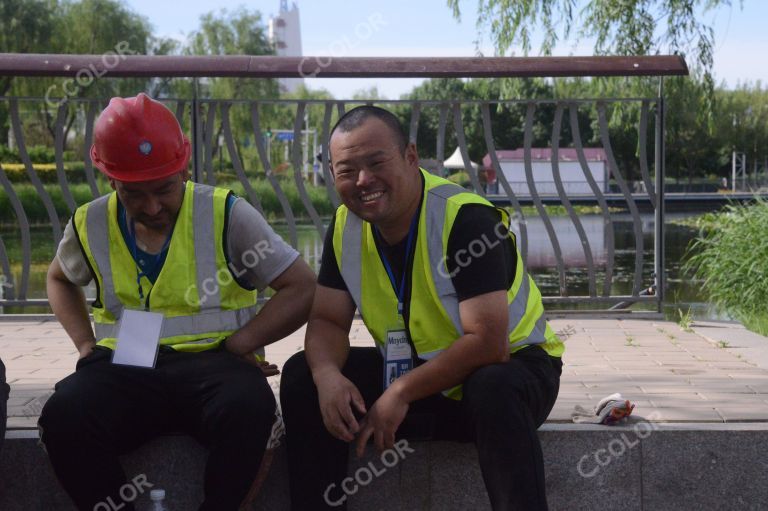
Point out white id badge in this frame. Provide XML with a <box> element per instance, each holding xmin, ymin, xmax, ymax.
<box><xmin>384</xmin><ymin>329</ymin><xmax>413</xmax><ymax>389</ymax></box>
<box><xmin>111</xmin><ymin>309</ymin><xmax>164</xmax><ymax>368</ymax></box>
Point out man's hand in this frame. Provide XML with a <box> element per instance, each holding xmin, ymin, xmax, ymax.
<box><xmin>252</xmin><ymin>358</ymin><xmax>280</xmax><ymax>377</ymax></box>
<box><xmin>314</xmin><ymin>368</ymin><xmax>367</xmax><ymax>443</ymax></box>
<box><xmin>77</xmin><ymin>340</ymin><xmax>96</xmax><ymax>360</ymax></box>
<box><xmin>355</xmin><ymin>386</ymin><xmax>409</xmax><ymax>457</ymax></box>
<box><xmin>224</xmin><ymin>339</ymin><xmax>280</xmax><ymax>376</ymax></box>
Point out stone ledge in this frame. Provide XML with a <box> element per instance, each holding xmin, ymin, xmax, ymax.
<box><xmin>2</xmin><ymin>423</ymin><xmax>768</xmax><ymax>510</ymax></box>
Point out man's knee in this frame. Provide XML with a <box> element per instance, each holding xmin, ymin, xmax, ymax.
<box><xmin>38</xmin><ymin>389</ymin><xmax>85</xmax><ymax>447</ymax></box>
<box><xmin>464</xmin><ymin>363</ymin><xmax>515</xmax><ymax>397</ymax></box>
<box><xmin>220</xmin><ymin>371</ymin><xmax>276</xmax><ymax>420</ymax></box>
<box><xmin>463</xmin><ymin>363</ymin><xmax>528</xmax><ymax>417</ymax></box>
<box><xmin>280</xmin><ymin>351</ymin><xmax>314</xmax><ymax>398</ymax></box>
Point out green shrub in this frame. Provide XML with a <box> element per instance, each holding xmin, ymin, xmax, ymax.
<box><xmin>684</xmin><ymin>200</ymin><xmax>768</xmax><ymax>336</ymax></box>
<box><xmin>224</xmin><ymin>178</ymin><xmax>334</xmax><ymax>220</ymax></box>
<box><xmin>0</xmin><ymin>178</ymin><xmax>333</xmax><ymax>226</ymax></box>
<box><xmin>0</xmin><ymin>145</ymin><xmax>20</xmax><ymax>163</ymax></box>
<box><xmin>27</xmin><ymin>145</ymin><xmax>56</xmax><ymax>164</ymax></box>
<box><xmin>0</xmin><ymin>183</ymin><xmax>100</xmax><ymax>224</ymax></box>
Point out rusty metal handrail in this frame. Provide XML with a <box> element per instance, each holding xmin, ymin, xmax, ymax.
<box><xmin>0</xmin><ymin>54</ymin><xmax>688</xmax><ymax>78</ymax></box>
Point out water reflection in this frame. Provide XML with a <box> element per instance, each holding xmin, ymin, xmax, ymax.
<box><xmin>0</xmin><ymin>212</ymin><xmax>715</xmax><ymax>320</ymax></box>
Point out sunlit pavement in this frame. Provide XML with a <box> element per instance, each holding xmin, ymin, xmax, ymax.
<box><xmin>4</xmin><ymin>316</ymin><xmax>768</xmax><ymax>430</ymax></box>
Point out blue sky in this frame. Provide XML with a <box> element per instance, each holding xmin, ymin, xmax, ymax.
<box><xmin>124</xmin><ymin>0</ymin><xmax>767</xmax><ymax>99</ymax></box>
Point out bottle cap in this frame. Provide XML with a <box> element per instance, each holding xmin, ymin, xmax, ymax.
<box><xmin>150</xmin><ymin>489</ymin><xmax>166</xmax><ymax>501</ymax></box>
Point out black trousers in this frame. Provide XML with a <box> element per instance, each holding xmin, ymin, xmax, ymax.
<box><xmin>38</xmin><ymin>346</ymin><xmax>276</xmax><ymax>511</ymax></box>
<box><xmin>280</xmin><ymin>345</ymin><xmax>562</xmax><ymax>511</ymax></box>
<box><xmin>1</xmin><ymin>357</ymin><xmax>8</xmax><ymax>455</ymax></box>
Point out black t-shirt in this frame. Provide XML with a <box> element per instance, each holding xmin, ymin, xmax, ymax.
<box><xmin>318</xmin><ymin>203</ymin><xmax>517</xmax><ymax>302</ymax></box>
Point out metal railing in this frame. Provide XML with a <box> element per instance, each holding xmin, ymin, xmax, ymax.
<box><xmin>0</xmin><ymin>54</ymin><xmax>687</xmax><ymax>312</ymax></box>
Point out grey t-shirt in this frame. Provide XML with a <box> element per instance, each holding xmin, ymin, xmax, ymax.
<box><xmin>56</xmin><ymin>197</ymin><xmax>299</xmax><ymax>291</ymax></box>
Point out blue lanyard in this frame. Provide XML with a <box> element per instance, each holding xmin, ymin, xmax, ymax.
<box><xmin>122</xmin><ymin>208</ymin><xmax>173</xmax><ymax>300</ymax></box>
<box><xmin>374</xmin><ymin>212</ymin><xmax>419</xmax><ymax>316</ymax></box>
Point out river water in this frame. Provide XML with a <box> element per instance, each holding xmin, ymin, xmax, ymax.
<box><xmin>0</xmin><ymin>211</ymin><xmax>719</xmax><ymax>320</ymax></box>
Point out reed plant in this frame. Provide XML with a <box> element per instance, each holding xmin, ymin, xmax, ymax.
<box><xmin>684</xmin><ymin>199</ymin><xmax>768</xmax><ymax>336</ymax></box>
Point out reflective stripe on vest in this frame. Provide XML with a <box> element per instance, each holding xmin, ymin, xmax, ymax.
<box><xmin>93</xmin><ymin>305</ymin><xmax>259</xmax><ymax>340</ymax></box>
<box><xmin>335</xmin><ymin>169</ymin><xmax>563</xmax><ymax>397</ymax></box>
<box><xmin>80</xmin><ymin>182</ymin><xmax>260</xmax><ymax>352</ymax></box>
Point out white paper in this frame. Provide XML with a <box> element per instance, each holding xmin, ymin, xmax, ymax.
<box><xmin>111</xmin><ymin>309</ymin><xmax>164</xmax><ymax>368</ymax></box>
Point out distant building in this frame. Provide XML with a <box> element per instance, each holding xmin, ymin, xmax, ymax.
<box><xmin>268</xmin><ymin>1</ymin><xmax>304</xmax><ymax>94</ymax></box>
<box><xmin>482</xmin><ymin>148</ymin><xmax>608</xmax><ymax>195</ymax></box>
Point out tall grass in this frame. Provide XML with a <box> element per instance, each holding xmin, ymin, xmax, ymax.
<box><xmin>684</xmin><ymin>199</ymin><xmax>768</xmax><ymax>336</ymax></box>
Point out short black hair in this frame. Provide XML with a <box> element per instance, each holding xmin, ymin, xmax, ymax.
<box><xmin>329</xmin><ymin>106</ymin><xmax>408</xmax><ymax>155</ymax></box>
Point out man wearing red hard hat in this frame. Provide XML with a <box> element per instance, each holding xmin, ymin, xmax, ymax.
<box><xmin>39</xmin><ymin>93</ymin><xmax>315</xmax><ymax>510</ymax></box>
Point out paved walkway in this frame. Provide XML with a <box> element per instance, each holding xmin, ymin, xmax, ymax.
<box><xmin>3</xmin><ymin>316</ymin><xmax>768</xmax><ymax>429</ymax></box>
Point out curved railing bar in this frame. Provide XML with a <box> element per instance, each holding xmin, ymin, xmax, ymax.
<box><xmin>481</xmin><ymin>103</ymin><xmax>529</xmax><ymax>267</ymax></box>
<box><xmin>53</xmin><ymin>102</ymin><xmax>77</xmax><ymax>213</ymax></box>
<box><xmin>10</xmin><ymin>99</ymin><xmax>62</xmax><ymax>245</ymax></box>
<box><xmin>408</xmin><ymin>102</ymin><xmax>421</xmax><ymax>145</ymax></box>
<box><xmin>569</xmin><ymin>103</ymin><xmax>615</xmax><ymax>297</ymax></box>
<box><xmin>174</xmin><ymin>100</ymin><xmax>186</xmax><ymax>127</ymax></box>
<box><xmin>320</xmin><ymin>101</ymin><xmax>340</xmax><ymax>208</ymax></box>
<box><xmin>638</xmin><ymin>100</ymin><xmax>657</xmax><ymax>208</ymax></box>
<box><xmin>435</xmin><ymin>103</ymin><xmax>449</xmax><ymax>177</ymax></box>
<box><xmin>201</xmin><ymin>102</ymin><xmax>217</xmax><ymax>186</ymax></box>
<box><xmin>250</xmin><ymin>102</ymin><xmax>299</xmax><ymax>248</ymax></box>
<box><xmin>523</xmin><ymin>102</ymin><xmax>566</xmax><ymax>295</ymax></box>
<box><xmin>0</xmin><ymin>162</ymin><xmax>30</xmax><ymax>299</ymax></box>
<box><xmin>291</xmin><ymin>101</ymin><xmax>326</xmax><ymax>238</ymax></box>
<box><xmin>550</xmin><ymin>103</ymin><xmax>596</xmax><ymax>297</ymax></box>
<box><xmin>452</xmin><ymin>103</ymin><xmax>484</xmax><ymax>196</ymax></box>
<box><xmin>597</xmin><ymin>102</ymin><xmax>644</xmax><ymax>296</ymax></box>
<box><xmin>83</xmin><ymin>100</ymin><xmax>101</xmax><ymax>199</ymax></box>
<box><xmin>220</xmin><ymin>102</ymin><xmax>264</xmax><ymax>214</ymax></box>
<box><xmin>0</xmin><ymin>236</ymin><xmax>14</xmax><ymax>300</ymax></box>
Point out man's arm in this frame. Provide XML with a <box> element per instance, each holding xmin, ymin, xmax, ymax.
<box><xmin>46</xmin><ymin>257</ymin><xmax>96</xmax><ymax>359</ymax></box>
<box><xmin>304</xmin><ymin>284</ymin><xmax>368</xmax><ymax>442</ymax></box>
<box><xmin>356</xmin><ymin>289</ymin><xmax>508</xmax><ymax>455</ymax></box>
<box><xmin>224</xmin><ymin>257</ymin><xmax>316</xmax><ymax>355</ymax></box>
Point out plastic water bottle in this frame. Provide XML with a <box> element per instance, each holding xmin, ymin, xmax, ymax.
<box><xmin>150</xmin><ymin>489</ymin><xmax>169</xmax><ymax>511</ymax></box>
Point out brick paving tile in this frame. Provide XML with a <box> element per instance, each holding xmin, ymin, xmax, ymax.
<box><xmin>3</xmin><ymin>318</ymin><xmax>768</xmax><ymax>424</ymax></box>
<box><xmin>642</xmin><ymin>407</ymin><xmax>724</xmax><ymax>422</ymax></box>
<box><xmin>713</xmin><ymin>407</ymin><xmax>768</xmax><ymax>422</ymax></box>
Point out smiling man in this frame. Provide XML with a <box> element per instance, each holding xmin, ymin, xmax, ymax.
<box><xmin>280</xmin><ymin>106</ymin><xmax>565</xmax><ymax>510</ymax></box>
<box><xmin>38</xmin><ymin>93</ymin><xmax>315</xmax><ymax>511</ymax></box>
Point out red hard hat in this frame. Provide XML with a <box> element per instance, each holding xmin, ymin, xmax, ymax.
<box><xmin>90</xmin><ymin>93</ymin><xmax>191</xmax><ymax>182</ymax></box>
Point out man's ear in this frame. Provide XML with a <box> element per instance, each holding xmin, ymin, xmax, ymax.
<box><xmin>405</xmin><ymin>142</ymin><xmax>419</xmax><ymax>168</ymax></box>
<box><xmin>108</xmin><ymin>178</ymin><xmax>117</xmax><ymax>191</ymax></box>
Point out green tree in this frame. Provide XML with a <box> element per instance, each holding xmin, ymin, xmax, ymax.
<box><xmin>4</xmin><ymin>0</ymin><xmax>154</xmax><ymax>150</ymax></box>
<box><xmin>186</xmin><ymin>8</ymin><xmax>277</xmax><ymax>100</ymax></box>
<box><xmin>184</xmin><ymin>8</ymin><xmax>279</xmax><ymax>172</ymax></box>
<box><xmin>0</xmin><ymin>0</ymin><xmax>58</xmax><ymax>97</ymax></box>
<box><xmin>712</xmin><ymin>83</ymin><xmax>768</xmax><ymax>185</ymax></box>
<box><xmin>400</xmin><ymin>77</ymin><xmax>564</xmax><ymax>162</ymax></box>
<box><xmin>0</xmin><ymin>0</ymin><xmax>59</xmax><ymax>145</ymax></box>
<box><xmin>446</xmin><ymin>0</ymin><xmax>739</xmax><ymax>79</ymax></box>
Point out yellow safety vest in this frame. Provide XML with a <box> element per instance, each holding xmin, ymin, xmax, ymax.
<box><xmin>73</xmin><ymin>181</ymin><xmax>260</xmax><ymax>353</ymax></box>
<box><xmin>333</xmin><ymin>169</ymin><xmax>564</xmax><ymax>399</ymax></box>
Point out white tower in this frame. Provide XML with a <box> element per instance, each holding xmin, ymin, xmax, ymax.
<box><xmin>268</xmin><ymin>1</ymin><xmax>304</xmax><ymax>94</ymax></box>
